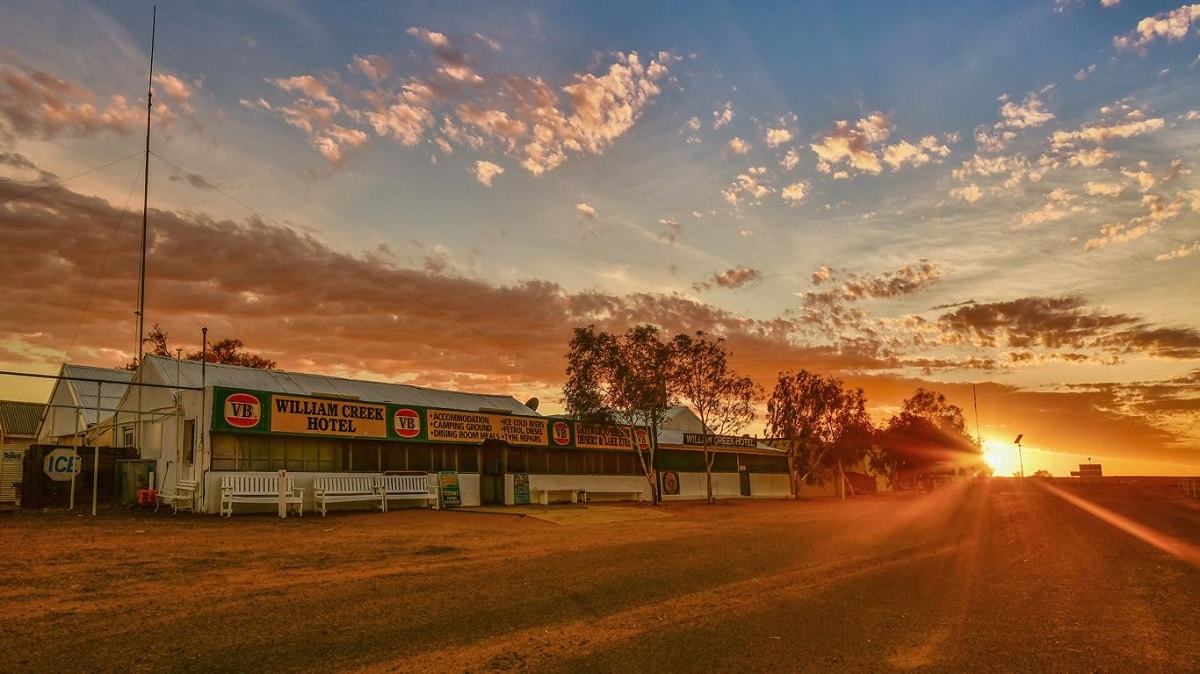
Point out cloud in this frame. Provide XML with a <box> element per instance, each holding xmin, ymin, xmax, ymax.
<box><xmin>934</xmin><ymin>296</ymin><xmax>1200</xmax><ymax>360</ymax></box>
<box><xmin>471</xmin><ymin>160</ymin><xmax>504</xmax><ymax>186</ymax></box>
<box><xmin>1017</xmin><ymin>188</ymin><xmax>1082</xmax><ymax>228</ymax></box>
<box><xmin>576</xmin><ymin>202</ymin><xmax>597</xmax><ymax>219</ymax></box>
<box><xmin>1114</xmin><ymin>5</ymin><xmax>1200</xmax><ymax>53</ymax></box>
<box><xmin>257</xmin><ymin>33</ymin><xmax>675</xmax><ymax>175</ymax></box>
<box><xmin>1084</xmin><ymin>193</ymin><xmax>1184</xmax><ymax>251</ymax></box>
<box><xmin>712</xmin><ymin>102</ymin><xmax>734</xmax><ymax>129</ymax></box>
<box><xmin>3</xmin><ymin>177</ymin><xmax>1197</xmax><ymax>461</ymax></box>
<box><xmin>765</xmin><ymin>127</ymin><xmax>792</xmax><ymax>147</ymax></box>
<box><xmin>997</xmin><ymin>93</ymin><xmax>1055</xmax><ymax>130</ymax></box>
<box><xmin>781</xmin><ymin>181</ymin><xmax>811</xmax><ymax>204</ymax></box>
<box><xmin>1051</xmin><ymin>117</ymin><xmax>1165</xmax><ymax>150</ymax></box>
<box><xmin>692</xmin><ymin>267</ymin><xmax>764</xmax><ymax>292</ymax></box>
<box><xmin>811</xmin><ymin>112</ymin><xmax>890</xmax><ymax>175</ymax></box>
<box><xmin>1156</xmin><ymin>241</ymin><xmax>1200</xmax><ymax>261</ymax></box>
<box><xmin>950</xmin><ymin>184</ymin><xmax>984</xmax><ymax>203</ymax></box>
<box><xmin>0</xmin><ymin>64</ymin><xmax>143</xmax><ymax>142</ymax></box>
<box><xmin>795</xmin><ymin>261</ymin><xmax>943</xmax><ymax>317</ymax></box>
<box><xmin>882</xmin><ymin>135</ymin><xmax>952</xmax><ymax>170</ymax></box>
<box><xmin>726</xmin><ymin>137</ymin><xmax>750</xmax><ymax>155</ymax></box>
<box><xmin>722</xmin><ymin>172</ymin><xmax>773</xmax><ymax>207</ymax></box>
<box><xmin>973</xmin><ymin>92</ymin><xmax>1055</xmax><ymax>152</ymax></box>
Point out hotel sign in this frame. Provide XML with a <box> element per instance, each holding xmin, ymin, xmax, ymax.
<box><xmin>211</xmin><ymin>387</ymin><xmax>643</xmax><ymax>451</ymax></box>
<box><xmin>682</xmin><ymin>432</ymin><xmax>758</xmax><ymax>448</ymax></box>
<box><xmin>270</xmin><ymin>395</ymin><xmax>387</xmax><ymax>437</ymax></box>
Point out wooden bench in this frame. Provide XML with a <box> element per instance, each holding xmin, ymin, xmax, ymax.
<box><xmin>376</xmin><ymin>474</ymin><xmax>437</xmax><ymax>511</ymax></box>
<box><xmin>532</xmin><ymin>488</ymin><xmax>583</xmax><ymax>505</ymax></box>
<box><xmin>220</xmin><ymin>473</ymin><xmax>304</xmax><ymax>517</ymax></box>
<box><xmin>155</xmin><ymin>479</ymin><xmax>198</xmax><ymax>514</ymax></box>
<box><xmin>313</xmin><ymin>475</ymin><xmax>385</xmax><ymax>517</ymax></box>
<box><xmin>581</xmin><ymin>489</ymin><xmax>644</xmax><ymax>503</ymax></box>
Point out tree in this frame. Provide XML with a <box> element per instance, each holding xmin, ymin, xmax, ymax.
<box><xmin>188</xmin><ymin>338</ymin><xmax>276</xmax><ymax>369</ymax></box>
<box><xmin>563</xmin><ymin>325</ymin><xmax>675</xmax><ymax>503</ymax></box>
<box><xmin>124</xmin><ymin>323</ymin><xmax>174</xmax><ymax>369</ymax></box>
<box><xmin>766</xmin><ymin>370</ymin><xmax>874</xmax><ymax>499</ymax></box>
<box><xmin>880</xmin><ymin>387</ymin><xmax>978</xmax><ymax>489</ymax></box>
<box><xmin>125</xmin><ymin>326</ymin><xmax>276</xmax><ymax>370</ymax></box>
<box><xmin>1031</xmin><ymin>469</ymin><xmax>1053</xmax><ymax>478</ymax></box>
<box><xmin>670</xmin><ymin>332</ymin><xmax>761</xmax><ymax>504</ymax></box>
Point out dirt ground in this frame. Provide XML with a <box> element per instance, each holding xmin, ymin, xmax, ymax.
<box><xmin>3</xmin><ymin>479</ymin><xmax>1200</xmax><ymax>673</ymax></box>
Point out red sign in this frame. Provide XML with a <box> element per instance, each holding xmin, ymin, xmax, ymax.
<box><xmin>224</xmin><ymin>393</ymin><xmax>261</xmax><ymax>429</ymax></box>
<box><xmin>552</xmin><ymin>421</ymin><xmax>571</xmax><ymax>445</ymax></box>
<box><xmin>635</xmin><ymin>428</ymin><xmax>650</xmax><ymax>450</ymax></box>
<box><xmin>393</xmin><ymin>408</ymin><xmax>421</xmax><ymax>438</ymax></box>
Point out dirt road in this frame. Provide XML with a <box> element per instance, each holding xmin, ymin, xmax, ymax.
<box><xmin>2</xmin><ymin>479</ymin><xmax>1198</xmax><ymax>672</ymax></box>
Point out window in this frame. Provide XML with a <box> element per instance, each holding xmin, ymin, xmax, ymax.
<box><xmin>183</xmin><ymin>420</ymin><xmax>195</xmax><ymax>463</ymax></box>
<box><xmin>122</xmin><ymin>426</ymin><xmax>134</xmax><ymax>448</ymax></box>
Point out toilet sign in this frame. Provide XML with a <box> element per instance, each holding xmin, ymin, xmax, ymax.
<box><xmin>43</xmin><ymin>448</ymin><xmax>82</xmax><ymax>481</ymax></box>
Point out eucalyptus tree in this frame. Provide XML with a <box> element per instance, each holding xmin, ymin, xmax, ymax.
<box><xmin>880</xmin><ymin>387</ymin><xmax>978</xmax><ymax>489</ymax></box>
<box><xmin>670</xmin><ymin>332</ymin><xmax>761</xmax><ymax>504</ymax></box>
<box><xmin>766</xmin><ymin>370</ymin><xmax>875</xmax><ymax>498</ymax></box>
<box><xmin>563</xmin><ymin>325</ymin><xmax>675</xmax><ymax>503</ymax></box>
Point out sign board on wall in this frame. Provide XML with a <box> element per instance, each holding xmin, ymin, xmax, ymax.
<box><xmin>211</xmin><ymin>387</ymin><xmax>648</xmax><ymax>452</ymax></box>
<box><xmin>43</xmin><ymin>448</ymin><xmax>81</xmax><ymax>482</ymax></box>
<box><xmin>438</xmin><ymin>471</ymin><xmax>462</xmax><ymax>509</ymax></box>
<box><xmin>512</xmin><ymin>472</ymin><xmax>531</xmax><ymax>505</ymax></box>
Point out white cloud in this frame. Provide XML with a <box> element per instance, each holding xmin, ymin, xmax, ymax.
<box><xmin>576</xmin><ymin>202</ymin><xmax>598</xmax><ymax>219</ymax></box>
<box><xmin>765</xmin><ymin>127</ymin><xmax>793</xmax><ymax>147</ymax></box>
<box><xmin>781</xmin><ymin>181</ymin><xmax>811</xmax><ymax>204</ymax></box>
<box><xmin>727</xmin><ymin>137</ymin><xmax>750</xmax><ymax>155</ymax></box>
<box><xmin>472</xmin><ymin>160</ymin><xmax>504</xmax><ymax>186</ymax></box>
<box><xmin>950</xmin><ymin>184</ymin><xmax>984</xmax><ymax>203</ymax></box>
<box><xmin>713</xmin><ymin>102</ymin><xmax>734</xmax><ymax>129</ymax></box>
<box><xmin>1114</xmin><ymin>5</ymin><xmax>1200</xmax><ymax>52</ymax></box>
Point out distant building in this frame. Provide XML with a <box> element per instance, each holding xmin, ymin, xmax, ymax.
<box><xmin>36</xmin><ymin>364</ymin><xmax>132</xmax><ymax>446</ymax></box>
<box><xmin>1</xmin><ymin>400</ymin><xmax>46</xmax><ymax>503</ymax></box>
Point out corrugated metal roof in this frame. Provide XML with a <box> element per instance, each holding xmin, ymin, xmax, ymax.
<box><xmin>140</xmin><ymin>355</ymin><xmax>538</xmax><ymax>415</ymax></box>
<box><xmin>0</xmin><ymin>400</ymin><xmax>46</xmax><ymax>436</ymax></box>
<box><xmin>61</xmin><ymin>364</ymin><xmax>132</xmax><ymax>428</ymax></box>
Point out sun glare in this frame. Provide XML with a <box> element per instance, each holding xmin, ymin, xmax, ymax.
<box><xmin>982</xmin><ymin>439</ymin><xmax>1022</xmax><ymax>477</ymax></box>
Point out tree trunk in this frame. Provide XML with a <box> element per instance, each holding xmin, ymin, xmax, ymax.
<box><xmin>705</xmin><ymin>448</ymin><xmax>715</xmax><ymax>504</ymax></box>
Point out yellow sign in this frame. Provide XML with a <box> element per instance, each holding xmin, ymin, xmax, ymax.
<box><xmin>573</xmin><ymin>423</ymin><xmax>635</xmax><ymax>450</ymax></box>
<box><xmin>427</xmin><ymin>410</ymin><xmax>548</xmax><ymax>445</ymax></box>
<box><xmin>270</xmin><ymin>395</ymin><xmax>387</xmax><ymax>437</ymax></box>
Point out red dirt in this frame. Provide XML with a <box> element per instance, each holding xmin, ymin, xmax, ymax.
<box><xmin>3</xmin><ymin>478</ymin><xmax>1199</xmax><ymax>672</ymax></box>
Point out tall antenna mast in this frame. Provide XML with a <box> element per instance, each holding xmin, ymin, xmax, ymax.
<box><xmin>136</xmin><ymin>6</ymin><xmax>156</xmax><ymax>365</ymax></box>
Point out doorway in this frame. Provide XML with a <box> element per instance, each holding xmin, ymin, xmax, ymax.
<box><xmin>480</xmin><ymin>440</ymin><xmax>506</xmax><ymax>505</ymax></box>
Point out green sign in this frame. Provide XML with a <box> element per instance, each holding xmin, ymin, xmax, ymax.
<box><xmin>210</xmin><ymin>387</ymin><xmax>648</xmax><ymax>451</ymax></box>
<box><xmin>438</xmin><ymin>471</ymin><xmax>462</xmax><ymax>509</ymax></box>
<box><xmin>513</xmin><ymin>472</ymin><xmax>531</xmax><ymax>505</ymax></box>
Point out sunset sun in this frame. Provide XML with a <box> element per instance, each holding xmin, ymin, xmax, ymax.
<box><xmin>982</xmin><ymin>440</ymin><xmax>1022</xmax><ymax>477</ymax></box>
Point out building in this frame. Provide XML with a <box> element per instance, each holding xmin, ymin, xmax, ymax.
<box><xmin>36</xmin><ymin>364</ymin><xmax>132</xmax><ymax>446</ymax></box>
<box><xmin>651</xmin><ymin>406</ymin><xmax>791</xmax><ymax>499</ymax></box>
<box><xmin>1</xmin><ymin>400</ymin><xmax>45</xmax><ymax>504</ymax></box>
<box><xmin>93</xmin><ymin>355</ymin><xmax>790</xmax><ymax>513</ymax></box>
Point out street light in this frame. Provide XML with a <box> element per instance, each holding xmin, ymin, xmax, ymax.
<box><xmin>1014</xmin><ymin>434</ymin><xmax>1024</xmax><ymax>478</ymax></box>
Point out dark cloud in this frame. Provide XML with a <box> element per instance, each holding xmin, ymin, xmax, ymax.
<box><xmin>691</xmin><ymin>267</ymin><xmax>763</xmax><ymax>292</ymax></box>
<box><xmin>2</xmin><ymin>180</ymin><xmax>1198</xmax><ymax>468</ymax></box>
<box><xmin>935</xmin><ymin>297</ymin><xmax>1200</xmax><ymax>359</ymax></box>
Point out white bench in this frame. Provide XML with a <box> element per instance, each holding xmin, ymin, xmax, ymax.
<box><xmin>220</xmin><ymin>473</ymin><xmax>304</xmax><ymax>517</ymax></box>
<box><xmin>376</xmin><ymin>474</ymin><xmax>437</xmax><ymax>511</ymax></box>
<box><xmin>581</xmin><ymin>489</ymin><xmax>644</xmax><ymax>503</ymax></box>
<box><xmin>532</xmin><ymin>488</ymin><xmax>583</xmax><ymax>505</ymax></box>
<box><xmin>155</xmin><ymin>479</ymin><xmax>198</xmax><ymax>514</ymax></box>
<box><xmin>313</xmin><ymin>475</ymin><xmax>385</xmax><ymax>517</ymax></box>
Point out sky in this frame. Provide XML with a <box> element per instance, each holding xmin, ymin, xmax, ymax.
<box><xmin>1</xmin><ymin>0</ymin><xmax>1199</xmax><ymax>477</ymax></box>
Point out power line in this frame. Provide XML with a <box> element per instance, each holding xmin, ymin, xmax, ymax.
<box><xmin>0</xmin><ymin>152</ymin><xmax>142</xmax><ymax>206</ymax></box>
